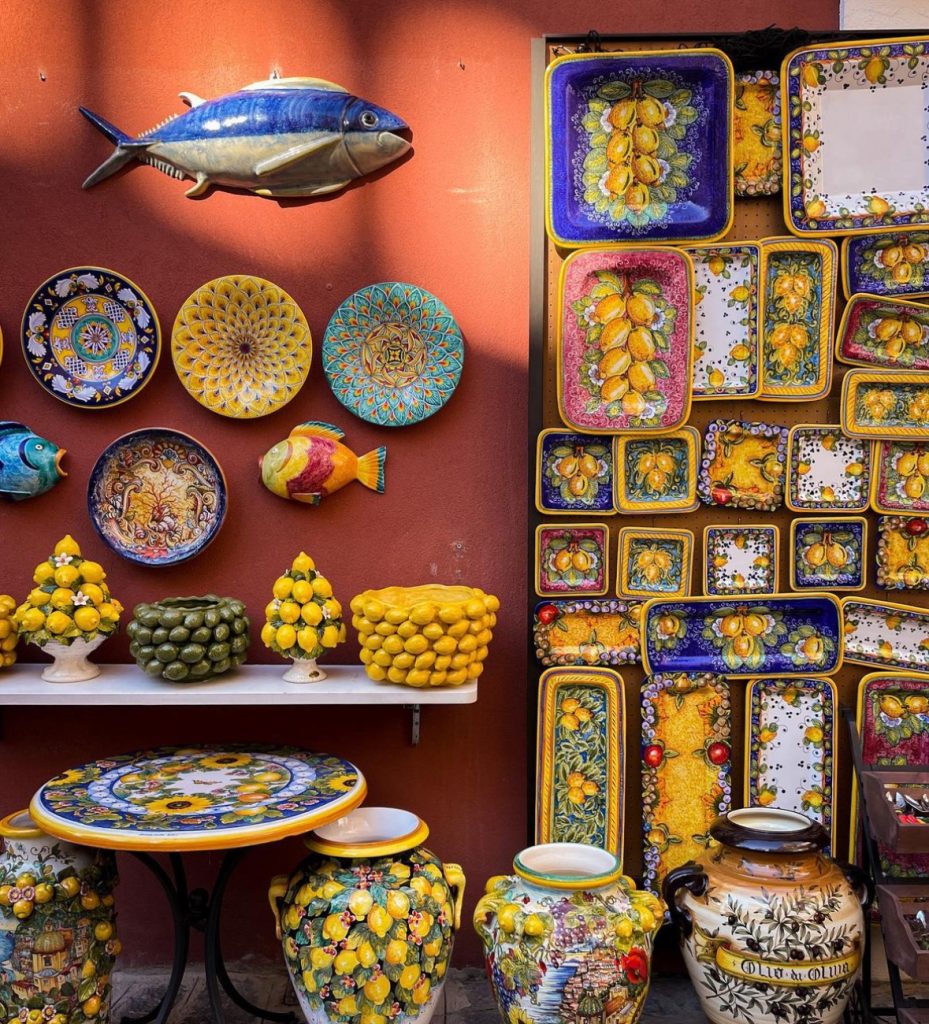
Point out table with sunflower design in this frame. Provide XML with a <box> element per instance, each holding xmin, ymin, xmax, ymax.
<box><xmin>30</xmin><ymin>745</ymin><xmax>367</xmax><ymax>1024</ymax></box>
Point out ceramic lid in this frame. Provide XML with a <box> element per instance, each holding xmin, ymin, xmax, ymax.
<box><xmin>710</xmin><ymin>807</ymin><xmax>828</xmax><ymax>854</ymax></box>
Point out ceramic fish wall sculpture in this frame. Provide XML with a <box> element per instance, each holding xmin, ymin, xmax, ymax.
<box><xmin>0</xmin><ymin>422</ymin><xmax>66</xmax><ymax>501</ymax></box>
<box><xmin>79</xmin><ymin>77</ymin><xmax>410</xmax><ymax>199</ymax></box>
<box><xmin>260</xmin><ymin>422</ymin><xmax>386</xmax><ymax>505</ymax></box>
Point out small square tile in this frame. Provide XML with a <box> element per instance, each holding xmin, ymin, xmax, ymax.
<box><xmin>615</xmin><ymin>428</ymin><xmax>699</xmax><ymax>514</ymax></box>
<box><xmin>698</xmin><ymin>420</ymin><xmax>788</xmax><ymax>511</ymax></box>
<box><xmin>877</xmin><ymin>515</ymin><xmax>929</xmax><ymax>590</ymax></box>
<box><xmin>617</xmin><ymin>527</ymin><xmax>693</xmax><ymax>599</ymax></box>
<box><xmin>536</xmin><ymin>430</ymin><xmax>615</xmax><ymax>515</ymax></box>
<box><xmin>787</xmin><ymin>424</ymin><xmax>871</xmax><ymax>512</ymax></box>
<box><xmin>790</xmin><ymin>517</ymin><xmax>868</xmax><ymax>591</ymax></box>
<box><xmin>703</xmin><ymin>525</ymin><xmax>779</xmax><ymax>596</ymax></box>
<box><xmin>535</xmin><ymin>523</ymin><xmax>609</xmax><ymax>597</ymax></box>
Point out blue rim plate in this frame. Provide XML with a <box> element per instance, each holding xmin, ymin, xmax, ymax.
<box><xmin>843</xmin><ymin>231</ymin><xmax>929</xmax><ymax>300</ymax></box>
<box><xmin>322</xmin><ymin>282</ymin><xmax>464</xmax><ymax>427</ymax></box>
<box><xmin>545</xmin><ymin>49</ymin><xmax>734</xmax><ymax>247</ymax></box>
<box><xmin>88</xmin><ymin>428</ymin><xmax>227</xmax><ymax>566</ymax></box>
<box><xmin>21</xmin><ymin>266</ymin><xmax>160</xmax><ymax>408</ymax></box>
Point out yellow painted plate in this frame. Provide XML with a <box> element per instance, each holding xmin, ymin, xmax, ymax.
<box><xmin>842</xmin><ymin>370</ymin><xmax>929</xmax><ymax>439</ymax></box>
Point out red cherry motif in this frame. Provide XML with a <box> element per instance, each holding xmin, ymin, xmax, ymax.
<box><xmin>620</xmin><ymin>947</ymin><xmax>649</xmax><ymax>985</ymax></box>
<box><xmin>906</xmin><ymin>518</ymin><xmax>929</xmax><ymax>537</ymax></box>
<box><xmin>537</xmin><ymin>603</ymin><xmax>558</xmax><ymax>625</ymax></box>
<box><xmin>711</xmin><ymin>486</ymin><xmax>732</xmax><ymax>506</ymax></box>
<box><xmin>643</xmin><ymin>744</ymin><xmax>664</xmax><ymax>768</ymax></box>
<box><xmin>707</xmin><ymin>742</ymin><xmax>730</xmax><ymax>766</ymax></box>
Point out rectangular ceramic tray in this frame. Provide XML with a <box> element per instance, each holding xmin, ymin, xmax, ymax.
<box><xmin>545</xmin><ymin>49</ymin><xmax>734</xmax><ymax>246</ymax></box>
<box><xmin>617</xmin><ymin>527</ymin><xmax>693</xmax><ymax>599</ymax></box>
<box><xmin>843</xmin><ymin>231</ymin><xmax>929</xmax><ymax>299</ymax></box>
<box><xmin>614</xmin><ymin>427</ymin><xmax>700</xmax><ymax>513</ymax></box>
<box><xmin>837</xmin><ymin>294</ymin><xmax>929</xmax><ymax>370</ymax></box>
<box><xmin>535</xmin><ymin>523</ymin><xmax>610</xmax><ymax>597</ymax></box>
<box><xmin>734</xmin><ymin>71</ymin><xmax>781</xmax><ymax>196</ymax></box>
<box><xmin>862</xmin><ymin>771</ymin><xmax>929</xmax><ymax>854</ymax></box>
<box><xmin>758</xmin><ymin>237</ymin><xmax>836</xmax><ymax>400</ymax></box>
<box><xmin>697</xmin><ymin>419</ymin><xmax>788</xmax><ymax>511</ymax></box>
<box><xmin>872</xmin><ymin>440</ymin><xmax>929</xmax><ymax>515</ymax></box>
<box><xmin>536</xmin><ymin>667</ymin><xmax>624</xmax><ymax>856</ymax></box>
<box><xmin>642</xmin><ymin>594</ymin><xmax>843</xmax><ymax>677</ymax></box>
<box><xmin>877</xmin><ymin>885</ymin><xmax>929</xmax><ymax>982</ymax></box>
<box><xmin>745</xmin><ymin>677</ymin><xmax>837</xmax><ymax>851</ymax></box>
<box><xmin>843</xmin><ymin>370</ymin><xmax>929</xmax><ymax>440</ymax></box>
<box><xmin>877</xmin><ymin>515</ymin><xmax>929</xmax><ymax>591</ymax></box>
<box><xmin>683</xmin><ymin>242</ymin><xmax>760</xmax><ymax>398</ymax></box>
<box><xmin>843</xmin><ymin>599</ymin><xmax>929</xmax><ymax>672</ymax></box>
<box><xmin>786</xmin><ymin>424</ymin><xmax>872</xmax><ymax>513</ymax></box>
<box><xmin>532</xmin><ymin>598</ymin><xmax>641</xmax><ymax>667</ymax></box>
<box><xmin>790</xmin><ymin>517</ymin><xmax>868</xmax><ymax>591</ymax></box>
<box><xmin>536</xmin><ymin>429</ymin><xmax>616</xmax><ymax>515</ymax></box>
<box><xmin>703</xmin><ymin>524</ymin><xmax>779</xmax><ymax>597</ymax></box>
<box><xmin>641</xmin><ymin>672</ymin><xmax>731</xmax><ymax>895</ymax></box>
<box><xmin>784</xmin><ymin>37</ymin><xmax>929</xmax><ymax>236</ymax></box>
<box><xmin>557</xmin><ymin>247</ymin><xmax>694</xmax><ymax>435</ymax></box>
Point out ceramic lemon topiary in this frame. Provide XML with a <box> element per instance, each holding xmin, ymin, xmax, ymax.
<box><xmin>261</xmin><ymin>552</ymin><xmax>345</xmax><ymax>682</ymax></box>
<box><xmin>350</xmin><ymin>585</ymin><xmax>499</xmax><ymax>688</ymax></box>
<box><xmin>0</xmin><ymin>595</ymin><xmax>18</xmax><ymax>668</ymax></box>
<box><xmin>14</xmin><ymin>536</ymin><xmax>122</xmax><ymax>682</ymax></box>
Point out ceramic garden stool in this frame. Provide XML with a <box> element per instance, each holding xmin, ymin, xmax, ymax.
<box><xmin>28</xmin><ymin>745</ymin><xmax>367</xmax><ymax>1024</ymax></box>
<box><xmin>0</xmin><ymin>809</ymin><xmax>120</xmax><ymax>1024</ymax></box>
<box><xmin>269</xmin><ymin>807</ymin><xmax>465</xmax><ymax>1024</ymax></box>
<box><xmin>473</xmin><ymin>842</ymin><xmax>664</xmax><ymax>1024</ymax></box>
<box><xmin>664</xmin><ymin>807</ymin><xmax>870</xmax><ymax>1024</ymax></box>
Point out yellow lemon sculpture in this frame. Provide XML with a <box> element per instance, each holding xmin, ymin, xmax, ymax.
<box><xmin>0</xmin><ymin>595</ymin><xmax>18</xmax><ymax>668</ymax></box>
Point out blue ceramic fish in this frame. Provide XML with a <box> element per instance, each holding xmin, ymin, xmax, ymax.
<box><xmin>0</xmin><ymin>422</ymin><xmax>67</xmax><ymax>501</ymax></box>
<box><xmin>79</xmin><ymin>77</ymin><xmax>410</xmax><ymax>199</ymax></box>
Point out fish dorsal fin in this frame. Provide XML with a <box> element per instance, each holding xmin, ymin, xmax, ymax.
<box><xmin>290</xmin><ymin>421</ymin><xmax>344</xmax><ymax>441</ymax></box>
<box><xmin>242</xmin><ymin>77</ymin><xmax>348</xmax><ymax>93</ymax></box>
<box><xmin>179</xmin><ymin>91</ymin><xmax>206</xmax><ymax>108</ymax></box>
<box><xmin>0</xmin><ymin>422</ymin><xmax>27</xmax><ymax>435</ymax></box>
<box><xmin>254</xmin><ymin>136</ymin><xmax>341</xmax><ymax>177</ymax></box>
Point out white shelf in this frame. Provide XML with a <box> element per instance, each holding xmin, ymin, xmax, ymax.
<box><xmin>0</xmin><ymin>664</ymin><xmax>478</xmax><ymax>707</ymax></box>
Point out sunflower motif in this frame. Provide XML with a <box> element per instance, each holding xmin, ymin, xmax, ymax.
<box><xmin>172</xmin><ymin>275</ymin><xmax>312</xmax><ymax>419</ymax></box>
<box><xmin>144</xmin><ymin>796</ymin><xmax>213</xmax><ymax>816</ymax></box>
<box><xmin>199</xmin><ymin>753</ymin><xmax>253</xmax><ymax>770</ymax></box>
<box><xmin>326</xmin><ymin>773</ymin><xmax>360</xmax><ymax>793</ymax></box>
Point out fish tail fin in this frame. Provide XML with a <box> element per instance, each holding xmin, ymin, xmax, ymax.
<box><xmin>79</xmin><ymin>106</ymin><xmax>151</xmax><ymax>188</ymax></box>
<box><xmin>356</xmin><ymin>447</ymin><xmax>387</xmax><ymax>493</ymax></box>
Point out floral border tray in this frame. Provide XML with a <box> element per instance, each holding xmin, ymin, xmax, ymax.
<box><xmin>532</xmin><ymin>599</ymin><xmax>641</xmax><ymax>667</ymax></box>
<box><xmin>536</xmin><ymin>429</ymin><xmax>615</xmax><ymax>515</ymax></box>
<box><xmin>786</xmin><ymin>424</ymin><xmax>872</xmax><ymax>513</ymax></box>
<box><xmin>836</xmin><ymin>294</ymin><xmax>929</xmax><ymax>370</ymax></box>
<box><xmin>842</xmin><ymin>597</ymin><xmax>929</xmax><ymax>672</ymax></box>
<box><xmin>617</xmin><ymin>527</ymin><xmax>693</xmax><ymax>600</ymax></box>
<box><xmin>842</xmin><ymin>370</ymin><xmax>929</xmax><ymax>440</ymax></box>
<box><xmin>703</xmin><ymin>524</ymin><xmax>779</xmax><ymax>597</ymax></box>
<box><xmin>642</xmin><ymin>594</ymin><xmax>843</xmax><ymax>677</ymax></box>
<box><xmin>698</xmin><ymin>419</ymin><xmax>788</xmax><ymax>511</ymax></box>
<box><xmin>535</xmin><ymin>523</ymin><xmax>609</xmax><ymax>597</ymax></box>
<box><xmin>877</xmin><ymin>515</ymin><xmax>929</xmax><ymax>591</ymax></box>
<box><xmin>843</xmin><ymin>231</ymin><xmax>929</xmax><ymax>299</ymax></box>
<box><xmin>734</xmin><ymin>71</ymin><xmax>782</xmax><ymax>196</ymax></box>
<box><xmin>790</xmin><ymin>516</ymin><xmax>868</xmax><ymax>592</ymax></box>
<box><xmin>872</xmin><ymin>440</ymin><xmax>929</xmax><ymax>514</ymax></box>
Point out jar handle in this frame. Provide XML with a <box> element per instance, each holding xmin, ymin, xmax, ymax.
<box><xmin>268</xmin><ymin>874</ymin><xmax>289</xmax><ymax>940</ymax></box>
<box><xmin>838</xmin><ymin>861</ymin><xmax>874</xmax><ymax>913</ymax></box>
<box><xmin>443</xmin><ymin>862</ymin><xmax>467</xmax><ymax>930</ymax></box>
<box><xmin>662</xmin><ymin>863</ymin><xmax>708</xmax><ymax>939</ymax></box>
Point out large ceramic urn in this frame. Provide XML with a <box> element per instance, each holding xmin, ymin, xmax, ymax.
<box><xmin>473</xmin><ymin>843</ymin><xmax>664</xmax><ymax>1024</ymax></box>
<box><xmin>0</xmin><ymin>810</ymin><xmax>120</xmax><ymax>1024</ymax></box>
<box><xmin>269</xmin><ymin>807</ymin><xmax>465</xmax><ymax>1024</ymax></box>
<box><xmin>664</xmin><ymin>808</ymin><xmax>869</xmax><ymax>1024</ymax></box>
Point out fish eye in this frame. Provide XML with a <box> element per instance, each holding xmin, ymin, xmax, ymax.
<box><xmin>360</xmin><ymin>110</ymin><xmax>378</xmax><ymax>128</ymax></box>
<box><xmin>35</xmin><ymin>444</ymin><xmax>44</xmax><ymax>450</ymax></box>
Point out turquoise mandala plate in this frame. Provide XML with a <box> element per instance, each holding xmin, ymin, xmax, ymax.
<box><xmin>21</xmin><ymin>266</ymin><xmax>160</xmax><ymax>408</ymax></box>
<box><xmin>322</xmin><ymin>283</ymin><xmax>464</xmax><ymax>427</ymax></box>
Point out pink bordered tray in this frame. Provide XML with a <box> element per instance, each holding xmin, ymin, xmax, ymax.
<box><xmin>557</xmin><ymin>247</ymin><xmax>694</xmax><ymax>435</ymax></box>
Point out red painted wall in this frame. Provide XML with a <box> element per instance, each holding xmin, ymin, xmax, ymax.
<box><xmin>0</xmin><ymin>0</ymin><xmax>837</xmax><ymax>968</ymax></box>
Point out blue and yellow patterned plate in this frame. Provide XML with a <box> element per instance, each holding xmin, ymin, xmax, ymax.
<box><xmin>29</xmin><ymin>745</ymin><xmax>366</xmax><ymax>851</ymax></box>
<box><xmin>322</xmin><ymin>283</ymin><xmax>464</xmax><ymax>427</ymax></box>
<box><xmin>21</xmin><ymin>266</ymin><xmax>160</xmax><ymax>408</ymax></box>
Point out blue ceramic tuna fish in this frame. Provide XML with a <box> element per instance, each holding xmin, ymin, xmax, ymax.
<box><xmin>0</xmin><ymin>422</ymin><xmax>67</xmax><ymax>501</ymax></box>
<box><xmin>79</xmin><ymin>77</ymin><xmax>410</xmax><ymax>199</ymax></box>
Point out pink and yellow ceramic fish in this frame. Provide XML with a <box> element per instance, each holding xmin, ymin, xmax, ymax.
<box><xmin>259</xmin><ymin>422</ymin><xmax>386</xmax><ymax>505</ymax></box>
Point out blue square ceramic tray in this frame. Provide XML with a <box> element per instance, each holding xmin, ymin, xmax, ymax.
<box><xmin>545</xmin><ymin>49</ymin><xmax>734</xmax><ymax>246</ymax></box>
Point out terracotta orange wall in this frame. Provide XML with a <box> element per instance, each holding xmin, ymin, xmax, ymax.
<box><xmin>0</xmin><ymin>0</ymin><xmax>837</xmax><ymax>968</ymax></box>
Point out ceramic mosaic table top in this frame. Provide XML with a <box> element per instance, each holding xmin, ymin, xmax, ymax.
<box><xmin>30</xmin><ymin>745</ymin><xmax>367</xmax><ymax>851</ymax></box>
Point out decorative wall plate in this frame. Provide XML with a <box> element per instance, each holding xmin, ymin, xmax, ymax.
<box><xmin>535</xmin><ymin>667</ymin><xmax>624</xmax><ymax>856</ymax></box>
<box><xmin>614</xmin><ymin>427</ymin><xmax>699</xmax><ymax>513</ymax></box>
<box><xmin>641</xmin><ymin>672</ymin><xmax>731</xmax><ymax>895</ymax></box>
<box><xmin>843</xmin><ymin>231</ymin><xmax>929</xmax><ymax>299</ymax></box>
<box><xmin>852</xmin><ymin>672</ymin><xmax>929</xmax><ymax>876</ymax></box>
<box><xmin>734</xmin><ymin>71</ymin><xmax>781</xmax><ymax>196</ymax></box>
<box><xmin>532</xmin><ymin>599</ymin><xmax>641</xmax><ymax>667</ymax></box>
<box><xmin>784</xmin><ymin>37</ymin><xmax>929</xmax><ymax>236</ymax></box>
<box><xmin>786</xmin><ymin>424</ymin><xmax>872</xmax><ymax>512</ymax></box>
<box><xmin>321</xmin><ymin>283</ymin><xmax>464</xmax><ymax>427</ymax></box>
<box><xmin>21</xmin><ymin>267</ymin><xmax>160</xmax><ymax>408</ymax></box>
<box><xmin>684</xmin><ymin>242</ymin><xmax>760</xmax><ymax>398</ymax></box>
<box><xmin>758</xmin><ymin>238</ymin><xmax>836</xmax><ymax>400</ymax></box>
<box><xmin>842</xmin><ymin>370</ymin><xmax>929</xmax><ymax>439</ymax></box>
<box><xmin>745</xmin><ymin>677</ymin><xmax>837</xmax><ymax>851</ymax></box>
<box><xmin>536</xmin><ymin>429</ymin><xmax>614</xmax><ymax>514</ymax></box>
<box><xmin>872</xmin><ymin>439</ymin><xmax>929</xmax><ymax>514</ymax></box>
<box><xmin>535</xmin><ymin>523</ymin><xmax>609</xmax><ymax>597</ymax></box>
<box><xmin>790</xmin><ymin>517</ymin><xmax>868</xmax><ymax>592</ymax></box>
<box><xmin>877</xmin><ymin>515</ymin><xmax>929</xmax><ymax>590</ymax></box>
<box><xmin>842</xmin><ymin>597</ymin><xmax>929</xmax><ymax>672</ymax></box>
<box><xmin>703</xmin><ymin>524</ymin><xmax>779</xmax><ymax>596</ymax></box>
<box><xmin>557</xmin><ymin>247</ymin><xmax>694</xmax><ymax>434</ymax></box>
<box><xmin>617</xmin><ymin>527</ymin><xmax>693</xmax><ymax>600</ymax></box>
<box><xmin>697</xmin><ymin>419</ymin><xmax>788</xmax><ymax>511</ymax></box>
<box><xmin>642</xmin><ymin>594</ymin><xmax>843</xmax><ymax>677</ymax></box>
<box><xmin>836</xmin><ymin>293</ymin><xmax>929</xmax><ymax>370</ymax></box>
<box><xmin>171</xmin><ymin>275</ymin><xmax>311</xmax><ymax>418</ymax></box>
<box><xmin>87</xmin><ymin>428</ymin><xmax>227</xmax><ymax>566</ymax></box>
<box><xmin>545</xmin><ymin>49</ymin><xmax>734</xmax><ymax>246</ymax></box>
